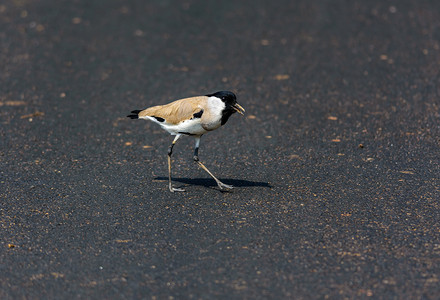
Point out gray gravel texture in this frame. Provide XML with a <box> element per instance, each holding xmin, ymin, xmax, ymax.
<box><xmin>1</xmin><ymin>0</ymin><xmax>439</xmax><ymax>299</ymax></box>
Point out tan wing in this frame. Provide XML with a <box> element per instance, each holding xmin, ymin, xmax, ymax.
<box><xmin>138</xmin><ymin>96</ymin><xmax>208</xmax><ymax>125</ymax></box>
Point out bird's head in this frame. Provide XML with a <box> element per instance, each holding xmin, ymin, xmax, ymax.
<box><xmin>206</xmin><ymin>91</ymin><xmax>245</xmax><ymax>115</ymax></box>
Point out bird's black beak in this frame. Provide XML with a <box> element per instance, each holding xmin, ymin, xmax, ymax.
<box><xmin>232</xmin><ymin>103</ymin><xmax>245</xmax><ymax>115</ymax></box>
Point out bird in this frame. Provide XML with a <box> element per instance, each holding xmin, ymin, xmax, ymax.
<box><xmin>127</xmin><ymin>91</ymin><xmax>245</xmax><ymax>192</ymax></box>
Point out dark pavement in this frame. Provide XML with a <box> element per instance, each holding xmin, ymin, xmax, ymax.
<box><xmin>1</xmin><ymin>0</ymin><xmax>440</xmax><ymax>298</ymax></box>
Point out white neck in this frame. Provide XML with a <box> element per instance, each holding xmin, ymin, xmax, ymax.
<box><xmin>207</xmin><ymin>96</ymin><xmax>225</xmax><ymax>117</ymax></box>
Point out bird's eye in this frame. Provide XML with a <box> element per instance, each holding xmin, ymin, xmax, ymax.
<box><xmin>222</xmin><ymin>97</ymin><xmax>225</xmax><ymax>100</ymax></box>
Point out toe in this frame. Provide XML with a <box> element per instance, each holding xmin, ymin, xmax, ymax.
<box><xmin>218</xmin><ymin>182</ymin><xmax>233</xmax><ymax>190</ymax></box>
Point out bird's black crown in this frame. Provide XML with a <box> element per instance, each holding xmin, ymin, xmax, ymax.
<box><xmin>206</xmin><ymin>91</ymin><xmax>237</xmax><ymax>105</ymax></box>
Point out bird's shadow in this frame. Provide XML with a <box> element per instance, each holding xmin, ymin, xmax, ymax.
<box><xmin>154</xmin><ymin>177</ymin><xmax>271</xmax><ymax>189</ymax></box>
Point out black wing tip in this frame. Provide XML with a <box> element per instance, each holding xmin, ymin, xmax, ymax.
<box><xmin>127</xmin><ymin>110</ymin><xmax>142</xmax><ymax>119</ymax></box>
<box><xmin>152</xmin><ymin>116</ymin><xmax>165</xmax><ymax>122</ymax></box>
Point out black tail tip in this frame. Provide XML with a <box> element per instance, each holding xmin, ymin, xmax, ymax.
<box><xmin>127</xmin><ymin>110</ymin><xmax>142</xmax><ymax>119</ymax></box>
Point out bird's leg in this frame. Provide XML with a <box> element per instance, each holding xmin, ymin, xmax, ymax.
<box><xmin>168</xmin><ymin>134</ymin><xmax>185</xmax><ymax>192</ymax></box>
<box><xmin>193</xmin><ymin>136</ymin><xmax>233</xmax><ymax>190</ymax></box>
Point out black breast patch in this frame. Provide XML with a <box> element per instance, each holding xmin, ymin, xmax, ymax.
<box><xmin>192</xmin><ymin>109</ymin><xmax>204</xmax><ymax>119</ymax></box>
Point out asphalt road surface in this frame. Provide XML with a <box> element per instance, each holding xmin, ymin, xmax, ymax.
<box><xmin>1</xmin><ymin>0</ymin><xmax>439</xmax><ymax>299</ymax></box>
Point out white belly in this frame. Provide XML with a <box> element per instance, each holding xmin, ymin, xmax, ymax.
<box><xmin>161</xmin><ymin>118</ymin><xmax>208</xmax><ymax>136</ymax></box>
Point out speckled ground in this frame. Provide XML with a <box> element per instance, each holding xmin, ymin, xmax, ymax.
<box><xmin>1</xmin><ymin>0</ymin><xmax>439</xmax><ymax>298</ymax></box>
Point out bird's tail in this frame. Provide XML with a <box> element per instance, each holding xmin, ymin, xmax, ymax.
<box><xmin>127</xmin><ymin>110</ymin><xmax>142</xmax><ymax>119</ymax></box>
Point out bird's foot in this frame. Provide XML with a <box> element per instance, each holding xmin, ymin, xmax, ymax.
<box><xmin>169</xmin><ymin>185</ymin><xmax>185</xmax><ymax>192</ymax></box>
<box><xmin>217</xmin><ymin>181</ymin><xmax>233</xmax><ymax>190</ymax></box>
